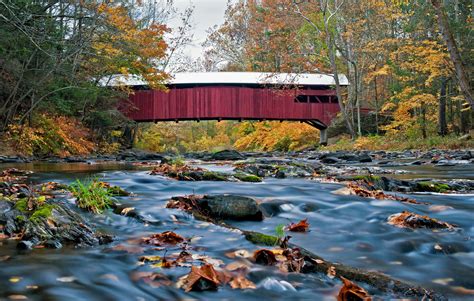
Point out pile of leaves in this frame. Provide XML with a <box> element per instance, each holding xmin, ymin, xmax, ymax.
<box><xmin>150</xmin><ymin>163</ymin><xmax>205</xmax><ymax>178</ymax></box>
<box><xmin>343</xmin><ymin>182</ymin><xmax>428</xmax><ymax>205</ymax></box>
<box><xmin>387</xmin><ymin>211</ymin><xmax>457</xmax><ymax>230</ymax></box>
<box><xmin>0</xmin><ymin>168</ymin><xmax>32</xmax><ymax>183</ymax></box>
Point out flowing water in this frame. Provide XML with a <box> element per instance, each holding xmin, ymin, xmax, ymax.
<box><xmin>0</xmin><ymin>161</ymin><xmax>473</xmax><ymax>300</ymax></box>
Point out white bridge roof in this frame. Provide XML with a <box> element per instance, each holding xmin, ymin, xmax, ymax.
<box><xmin>102</xmin><ymin>72</ymin><xmax>349</xmax><ymax>87</ymax></box>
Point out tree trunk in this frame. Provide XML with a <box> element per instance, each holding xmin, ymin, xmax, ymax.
<box><xmin>438</xmin><ymin>78</ymin><xmax>448</xmax><ymax>136</ymax></box>
<box><xmin>431</xmin><ymin>0</ymin><xmax>473</xmax><ymax>109</ymax></box>
<box><xmin>326</xmin><ymin>32</ymin><xmax>355</xmax><ymax>139</ymax></box>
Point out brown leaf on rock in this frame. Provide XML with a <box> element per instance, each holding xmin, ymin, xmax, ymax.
<box><xmin>280</xmin><ymin>248</ymin><xmax>305</xmax><ymax>273</ymax></box>
<box><xmin>337</xmin><ymin>276</ymin><xmax>372</xmax><ymax>301</ymax></box>
<box><xmin>229</xmin><ymin>275</ymin><xmax>256</xmax><ymax>289</ymax></box>
<box><xmin>166</xmin><ymin>195</ymin><xmax>202</xmax><ymax>212</ymax></box>
<box><xmin>286</xmin><ymin>219</ymin><xmax>310</xmax><ymax>232</ymax></box>
<box><xmin>182</xmin><ymin>264</ymin><xmax>221</xmax><ymax>292</ymax></box>
<box><xmin>387</xmin><ymin>211</ymin><xmax>456</xmax><ymax>230</ymax></box>
<box><xmin>142</xmin><ymin>231</ymin><xmax>185</xmax><ymax>246</ymax></box>
<box><xmin>254</xmin><ymin>249</ymin><xmax>277</xmax><ymax>266</ymax></box>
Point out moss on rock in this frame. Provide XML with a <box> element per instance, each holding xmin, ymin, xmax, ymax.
<box><xmin>415</xmin><ymin>181</ymin><xmax>450</xmax><ymax>193</ymax></box>
<box><xmin>234</xmin><ymin>173</ymin><xmax>262</xmax><ymax>182</ymax></box>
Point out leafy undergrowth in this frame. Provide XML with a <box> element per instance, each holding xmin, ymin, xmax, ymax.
<box><xmin>324</xmin><ymin>134</ymin><xmax>474</xmax><ymax>151</ymax></box>
<box><xmin>4</xmin><ymin>114</ymin><xmax>97</xmax><ymax>157</ymax></box>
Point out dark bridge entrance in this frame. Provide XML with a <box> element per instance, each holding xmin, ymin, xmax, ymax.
<box><xmin>111</xmin><ymin>72</ymin><xmax>348</xmax><ymax>145</ymax></box>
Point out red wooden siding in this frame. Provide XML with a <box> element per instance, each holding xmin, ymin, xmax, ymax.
<box><xmin>122</xmin><ymin>86</ymin><xmax>340</xmax><ymax>126</ymax></box>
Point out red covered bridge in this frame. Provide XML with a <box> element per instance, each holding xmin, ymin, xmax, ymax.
<box><xmin>108</xmin><ymin>72</ymin><xmax>348</xmax><ymax>145</ymax></box>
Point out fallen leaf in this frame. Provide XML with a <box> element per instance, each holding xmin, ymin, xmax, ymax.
<box><xmin>225</xmin><ymin>249</ymin><xmax>251</xmax><ymax>259</ymax></box>
<box><xmin>142</xmin><ymin>231</ymin><xmax>185</xmax><ymax>246</ymax></box>
<box><xmin>229</xmin><ymin>275</ymin><xmax>256</xmax><ymax>289</ymax></box>
<box><xmin>131</xmin><ymin>271</ymin><xmax>172</xmax><ymax>287</ymax></box>
<box><xmin>337</xmin><ymin>276</ymin><xmax>372</xmax><ymax>301</ymax></box>
<box><xmin>9</xmin><ymin>277</ymin><xmax>22</xmax><ymax>283</ymax></box>
<box><xmin>226</xmin><ymin>261</ymin><xmax>251</xmax><ymax>271</ymax></box>
<box><xmin>192</xmin><ymin>254</ymin><xmax>224</xmax><ymax>267</ymax></box>
<box><xmin>182</xmin><ymin>264</ymin><xmax>221</xmax><ymax>292</ymax></box>
<box><xmin>286</xmin><ymin>219</ymin><xmax>310</xmax><ymax>232</ymax></box>
<box><xmin>139</xmin><ymin>255</ymin><xmax>162</xmax><ymax>263</ymax></box>
<box><xmin>8</xmin><ymin>295</ymin><xmax>27</xmax><ymax>300</ymax></box>
<box><xmin>327</xmin><ymin>266</ymin><xmax>336</xmax><ymax>279</ymax></box>
<box><xmin>121</xmin><ymin>207</ymin><xmax>135</xmax><ymax>215</ymax></box>
<box><xmin>25</xmin><ymin>285</ymin><xmax>38</xmax><ymax>290</ymax></box>
<box><xmin>345</xmin><ymin>183</ymin><xmax>428</xmax><ymax>205</ymax></box>
<box><xmin>254</xmin><ymin>249</ymin><xmax>277</xmax><ymax>266</ymax></box>
<box><xmin>452</xmin><ymin>286</ymin><xmax>474</xmax><ymax>295</ymax></box>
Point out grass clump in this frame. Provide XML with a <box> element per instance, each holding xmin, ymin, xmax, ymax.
<box><xmin>69</xmin><ymin>179</ymin><xmax>115</xmax><ymax>214</ymax></box>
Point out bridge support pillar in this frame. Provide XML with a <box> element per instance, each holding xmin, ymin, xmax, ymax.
<box><xmin>303</xmin><ymin>120</ymin><xmax>329</xmax><ymax>146</ymax></box>
<box><xmin>319</xmin><ymin>128</ymin><xmax>328</xmax><ymax>146</ymax></box>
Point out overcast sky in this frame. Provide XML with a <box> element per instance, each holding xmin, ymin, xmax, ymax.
<box><xmin>172</xmin><ymin>0</ymin><xmax>228</xmax><ymax>58</ymax></box>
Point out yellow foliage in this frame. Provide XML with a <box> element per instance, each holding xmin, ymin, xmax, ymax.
<box><xmin>5</xmin><ymin>115</ymin><xmax>96</xmax><ymax>157</ymax></box>
<box><xmin>233</xmin><ymin>121</ymin><xmax>318</xmax><ymax>151</ymax></box>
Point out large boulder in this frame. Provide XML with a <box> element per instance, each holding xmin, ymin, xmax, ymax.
<box><xmin>211</xmin><ymin>150</ymin><xmax>245</xmax><ymax>161</ymax></box>
<box><xmin>0</xmin><ymin>199</ymin><xmax>112</xmax><ymax>249</ymax></box>
<box><xmin>196</xmin><ymin>195</ymin><xmax>263</xmax><ymax>221</ymax></box>
<box><xmin>168</xmin><ymin>195</ymin><xmax>264</xmax><ymax>221</ymax></box>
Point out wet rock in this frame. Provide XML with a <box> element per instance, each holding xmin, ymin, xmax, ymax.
<box><xmin>117</xmin><ymin>149</ymin><xmax>163</xmax><ymax>161</ymax></box>
<box><xmin>358</xmin><ymin>154</ymin><xmax>372</xmax><ymax>163</ymax></box>
<box><xmin>168</xmin><ymin>194</ymin><xmax>264</xmax><ymax>221</ymax></box>
<box><xmin>275</xmin><ymin>170</ymin><xmax>286</xmax><ymax>179</ymax></box>
<box><xmin>44</xmin><ymin>240</ymin><xmax>62</xmax><ymax>249</ymax></box>
<box><xmin>17</xmin><ymin>240</ymin><xmax>34</xmax><ymax>250</ymax></box>
<box><xmin>0</xmin><ymin>199</ymin><xmax>113</xmax><ymax>249</ymax></box>
<box><xmin>196</xmin><ymin>195</ymin><xmax>263</xmax><ymax>221</ymax></box>
<box><xmin>211</xmin><ymin>150</ymin><xmax>245</xmax><ymax>161</ymax></box>
<box><xmin>321</xmin><ymin>157</ymin><xmax>340</xmax><ymax>164</ymax></box>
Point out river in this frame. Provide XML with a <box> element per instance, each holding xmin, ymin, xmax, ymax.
<box><xmin>0</xmin><ymin>160</ymin><xmax>473</xmax><ymax>300</ymax></box>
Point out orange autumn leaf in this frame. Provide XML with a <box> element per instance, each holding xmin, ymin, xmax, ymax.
<box><xmin>337</xmin><ymin>276</ymin><xmax>372</xmax><ymax>301</ymax></box>
<box><xmin>142</xmin><ymin>231</ymin><xmax>185</xmax><ymax>246</ymax></box>
<box><xmin>229</xmin><ymin>275</ymin><xmax>256</xmax><ymax>290</ymax></box>
<box><xmin>286</xmin><ymin>219</ymin><xmax>310</xmax><ymax>232</ymax></box>
<box><xmin>182</xmin><ymin>264</ymin><xmax>221</xmax><ymax>292</ymax></box>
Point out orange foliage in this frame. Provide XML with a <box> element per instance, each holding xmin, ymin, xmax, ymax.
<box><xmin>5</xmin><ymin>115</ymin><xmax>96</xmax><ymax>157</ymax></box>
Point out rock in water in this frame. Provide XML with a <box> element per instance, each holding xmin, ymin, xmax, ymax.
<box><xmin>211</xmin><ymin>150</ymin><xmax>245</xmax><ymax>161</ymax></box>
<box><xmin>196</xmin><ymin>195</ymin><xmax>263</xmax><ymax>221</ymax></box>
<box><xmin>0</xmin><ymin>199</ymin><xmax>112</xmax><ymax>249</ymax></box>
